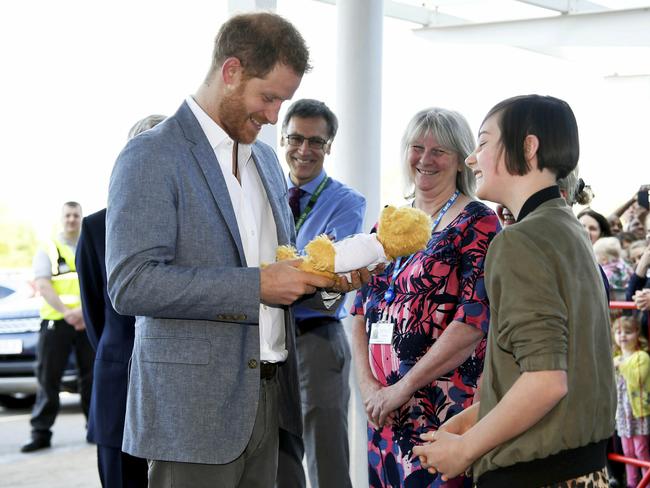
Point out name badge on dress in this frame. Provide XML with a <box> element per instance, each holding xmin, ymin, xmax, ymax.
<box><xmin>369</xmin><ymin>320</ymin><xmax>394</xmax><ymax>345</ymax></box>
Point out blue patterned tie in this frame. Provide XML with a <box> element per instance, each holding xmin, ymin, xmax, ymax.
<box><xmin>288</xmin><ymin>187</ymin><xmax>304</xmax><ymax>223</ymax></box>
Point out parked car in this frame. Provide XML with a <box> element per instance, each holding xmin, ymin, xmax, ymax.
<box><xmin>0</xmin><ymin>279</ymin><xmax>78</xmax><ymax>409</ymax></box>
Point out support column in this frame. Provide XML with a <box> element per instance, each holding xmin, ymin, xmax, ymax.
<box><xmin>333</xmin><ymin>0</ymin><xmax>384</xmax><ymax>228</ymax></box>
<box><xmin>334</xmin><ymin>2</ymin><xmax>384</xmax><ymax>488</ymax></box>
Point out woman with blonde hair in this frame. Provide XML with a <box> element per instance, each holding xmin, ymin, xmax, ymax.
<box><xmin>352</xmin><ymin>107</ymin><xmax>500</xmax><ymax>487</ymax></box>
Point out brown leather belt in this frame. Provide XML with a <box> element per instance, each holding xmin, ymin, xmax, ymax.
<box><xmin>260</xmin><ymin>362</ymin><xmax>279</xmax><ymax>380</ymax></box>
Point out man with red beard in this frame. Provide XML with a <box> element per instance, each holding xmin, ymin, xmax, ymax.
<box><xmin>106</xmin><ymin>13</ymin><xmax>364</xmax><ymax>488</ymax></box>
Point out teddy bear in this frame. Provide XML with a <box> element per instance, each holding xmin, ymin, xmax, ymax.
<box><xmin>276</xmin><ymin>205</ymin><xmax>432</xmax><ymax>279</ymax></box>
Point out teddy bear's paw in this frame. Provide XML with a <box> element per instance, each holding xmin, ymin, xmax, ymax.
<box><xmin>304</xmin><ymin>234</ymin><xmax>336</xmax><ymax>272</ymax></box>
<box><xmin>276</xmin><ymin>245</ymin><xmax>300</xmax><ymax>261</ymax></box>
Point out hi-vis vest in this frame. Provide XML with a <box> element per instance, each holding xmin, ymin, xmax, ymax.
<box><xmin>40</xmin><ymin>239</ymin><xmax>81</xmax><ymax>321</ymax></box>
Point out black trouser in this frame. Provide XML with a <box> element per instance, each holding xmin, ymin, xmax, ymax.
<box><xmin>30</xmin><ymin>318</ymin><xmax>95</xmax><ymax>438</ymax></box>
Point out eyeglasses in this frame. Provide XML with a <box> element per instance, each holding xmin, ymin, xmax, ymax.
<box><xmin>284</xmin><ymin>134</ymin><xmax>329</xmax><ymax>150</ymax></box>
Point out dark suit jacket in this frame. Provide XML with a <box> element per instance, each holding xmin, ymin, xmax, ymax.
<box><xmin>76</xmin><ymin>208</ymin><xmax>134</xmax><ymax>448</ymax></box>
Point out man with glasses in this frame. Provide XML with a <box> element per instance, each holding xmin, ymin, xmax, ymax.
<box><xmin>277</xmin><ymin>99</ymin><xmax>365</xmax><ymax>488</ymax></box>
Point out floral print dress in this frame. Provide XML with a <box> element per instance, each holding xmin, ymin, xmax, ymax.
<box><xmin>352</xmin><ymin>201</ymin><xmax>500</xmax><ymax>488</ymax></box>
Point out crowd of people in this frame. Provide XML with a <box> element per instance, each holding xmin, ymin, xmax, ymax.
<box><xmin>18</xmin><ymin>10</ymin><xmax>650</xmax><ymax>488</ymax></box>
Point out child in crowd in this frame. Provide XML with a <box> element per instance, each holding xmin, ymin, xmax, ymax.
<box><xmin>629</xmin><ymin>240</ymin><xmax>650</xmax><ymax>268</ymax></box>
<box><xmin>594</xmin><ymin>237</ymin><xmax>634</xmax><ymax>301</ymax></box>
<box><xmin>619</xmin><ymin>232</ymin><xmax>639</xmax><ymax>253</ymax></box>
<box><xmin>613</xmin><ymin>315</ymin><xmax>650</xmax><ymax>488</ymax></box>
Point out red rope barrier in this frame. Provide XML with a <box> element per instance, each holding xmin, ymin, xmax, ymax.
<box><xmin>610</xmin><ymin>301</ymin><xmax>638</xmax><ymax>310</ymax></box>
<box><xmin>608</xmin><ymin>453</ymin><xmax>650</xmax><ymax>488</ymax></box>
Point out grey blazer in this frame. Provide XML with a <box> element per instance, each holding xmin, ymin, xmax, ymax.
<box><xmin>106</xmin><ymin>101</ymin><xmax>303</xmax><ymax>464</ymax></box>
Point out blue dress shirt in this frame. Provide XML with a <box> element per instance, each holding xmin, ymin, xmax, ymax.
<box><xmin>288</xmin><ymin>170</ymin><xmax>366</xmax><ymax>321</ymax></box>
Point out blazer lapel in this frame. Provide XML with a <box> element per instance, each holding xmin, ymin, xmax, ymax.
<box><xmin>251</xmin><ymin>144</ymin><xmax>291</xmax><ymax>246</ymax></box>
<box><xmin>175</xmin><ymin>102</ymin><xmax>247</xmax><ymax>265</ymax></box>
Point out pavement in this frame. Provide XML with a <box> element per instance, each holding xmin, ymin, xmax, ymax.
<box><xmin>0</xmin><ymin>393</ymin><xmax>100</xmax><ymax>488</ymax></box>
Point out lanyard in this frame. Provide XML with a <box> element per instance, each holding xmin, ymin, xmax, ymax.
<box><xmin>383</xmin><ymin>254</ymin><xmax>414</xmax><ymax>305</ymax></box>
<box><xmin>383</xmin><ymin>190</ymin><xmax>460</xmax><ymax>305</ymax></box>
<box><xmin>430</xmin><ymin>189</ymin><xmax>460</xmax><ymax>232</ymax></box>
<box><xmin>295</xmin><ymin>176</ymin><xmax>330</xmax><ymax>233</ymax></box>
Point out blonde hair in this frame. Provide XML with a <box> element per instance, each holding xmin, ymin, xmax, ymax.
<box><xmin>593</xmin><ymin>236</ymin><xmax>622</xmax><ymax>263</ymax></box>
<box><xmin>629</xmin><ymin>239</ymin><xmax>648</xmax><ymax>254</ymax></box>
<box><xmin>401</xmin><ymin>107</ymin><xmax>476</xmax><ymax>199</ymax></box>
<box><xmin>612</xmin><ymin>315</ymin><xmax>647</xmax><ymax>356</ymax></box>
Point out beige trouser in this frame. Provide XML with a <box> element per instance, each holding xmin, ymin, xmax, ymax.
<box><xmin>148</xmin><ymin>376</ymin><xmax>279</xmax><ymax>488</ymax></box>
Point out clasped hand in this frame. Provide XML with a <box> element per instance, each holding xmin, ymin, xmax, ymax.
<box><xmin>411</xmin><ymin>407</ymin><xmax>478</xmax><ymax>481</ymax></box>
<box><xmin>63</xmin><ymin>307</ymin><xmax>86</xmax><ymax>331</ymax></box>
<box><xmin>360</xmin><ymin>379</ymin><xmax>411</xmax><ymax>429</ymax></box>
<box><xmin>412</xmin><ymin>429</ymin><xmax>472</xmax><ymax>482</ymax></box>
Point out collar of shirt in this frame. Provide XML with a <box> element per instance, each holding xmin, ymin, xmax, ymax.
<box><xmin>286</xmin><ymin>169</ymin><xmax>327</xmax><ymax>196</ymax></box>
<box><xmin>517</xmin><ymin>185</ymin><xmax>562</xmax><ymax>222</ymax></box>
<box><xmin>58</xmin><ymin>233</ymin><xmax>78</xmax><ymax>248</ymax></box>
<box><xmin>185</xmin><ymin>95</ymin><xmax>252</xmax><ymax>165</ymax></box>
<box><xmin>186</xmin><ymin>98</ymin><xmax>285</xmax><ymax>362</ymax></box>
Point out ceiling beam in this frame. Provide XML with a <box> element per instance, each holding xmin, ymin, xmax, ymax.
<box><xmin>314</xmin><ymin>0</ymin><xmax>467</xmax><ymax>26</ymax></box>
<box><xmin>516</xmin><ymin>0</ymin><xmax>607</xmax><ymax>14</ymax></box>
<box><xmin>228</xmin><ymin>0</ymin><xmax>276</xmax><ymax>11</ymax></box>
<box><xmin>415</xmin><ymin>7</ymin><xmax>650</xmax><ymax>47</ymax></box>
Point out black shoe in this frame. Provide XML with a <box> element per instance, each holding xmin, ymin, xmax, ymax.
<box><xmin>20</xmin><ymin>437</ymin><xmax>51</xmax><ymax>453</ymax></box>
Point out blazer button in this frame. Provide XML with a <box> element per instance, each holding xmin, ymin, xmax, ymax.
<box><xmin>248</xmin><ymin>359</ymin><xmax>258</xmax><ymax>369</ymax></box>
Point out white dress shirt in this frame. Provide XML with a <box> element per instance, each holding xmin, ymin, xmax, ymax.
<box><xmin>186</xmin><ymin>96</ymin><xmax>287</xmax><ymax>362</ymax></box>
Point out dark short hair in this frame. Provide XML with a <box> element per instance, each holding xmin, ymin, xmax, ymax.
<box><xmin>618</xmin><ymin>231</ymin><xmax>637</xmax><ymax>245</ymax></box>
<box><xmin>577</xmin><ymin>209</ymin><xmax>612</xmax><ymax>238</ymax></box>
<box><xmin>281</xmin><ymin>99</ymin><xmax>338</xmax><ymax>140</ymax></box>
<box><xmin>63</xmin><ymin>201</ymin><xmax>81</xmax><ymax>210</ymax></box>
<box><xmin>128</xmin><ymin>114</ymin><xmax>166</xmax><ymax>140</ymax></box>
<box><xmin>210</xmin><ymin>12</ymin><xmax>311</xmax><ymax>79</ymax></box>
<box><xmin>484</xmin><ymin>94</ymin><xmax>579</xmax><ymax>179</ymax></box>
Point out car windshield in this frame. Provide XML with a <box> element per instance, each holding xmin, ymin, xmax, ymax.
<box><xmin>0</xmin><ymin>286</ymin><xmax>14</xmax><ymax>299</ymax></box>
<box><xmin>0</xmin><ymin>278</ymin><xmax>39</xmax><ymax>315</ymax></box>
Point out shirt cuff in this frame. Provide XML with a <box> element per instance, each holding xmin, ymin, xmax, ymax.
<box><xmin>518</xmin><ymin>353</ymin><xmax>567</xmax><ymax>372</ymax></box>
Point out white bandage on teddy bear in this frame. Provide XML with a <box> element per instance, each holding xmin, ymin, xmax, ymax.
<box><xmin>274</xmin><ymin>205</ymin><xmax>432</xmax><ymax>280</ymax></box>
<box><xmin>332</xmin><ymin>234</ymin><xmax>387</xmax><ymax>273</ymax></box>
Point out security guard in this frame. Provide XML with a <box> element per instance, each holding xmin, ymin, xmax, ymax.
<box><xmin>21</xmin><ymin>201</ymin><xmax>95</xmax><ymax>453</ymax></box>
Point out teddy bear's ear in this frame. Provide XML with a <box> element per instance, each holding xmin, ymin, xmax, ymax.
<box><xmin>276</xmin><ymin>245</ymin><xmax>299</xmax><ymax>261</ymax></box>
<box><xmin>377</xmin><ymin>206</ymin><xmax>396</xmax><ymax>234</ymax></box>
<box><xmin>381</xmin><ymin>206</ymin><xmax>396</xmax><ymax>219</ymax></box>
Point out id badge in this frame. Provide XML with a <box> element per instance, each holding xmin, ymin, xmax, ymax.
<box><xmin>369</xmin><ymin>320</ymin><xmax>394</xmax><ymax>345</ymax></box>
